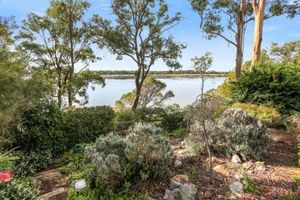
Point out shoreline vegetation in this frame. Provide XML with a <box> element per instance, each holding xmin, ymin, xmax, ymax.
<box><xmin>95</xmin><ymin>70</ymin><xmax>228</xmax><ymax>79</ymax></box>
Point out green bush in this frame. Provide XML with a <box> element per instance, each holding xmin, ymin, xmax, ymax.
<box><xmin>230</xmin><ymin>64</ymin><xmax>300</xmax><ymax>114</ymax></box>
<box><xmin>164</xmin><ymin>128</ymin><xmax>188</xmax><ymax>139</ymax></box>
<box><xmin>85</xmin><ymin>123</ymin><xmax>173</xmax><ymax>193</ymax></box>
<box><xmin>114</xmin><ymin>110</ymin><xmax>137</xmax><ymax>132</ymax></box>
<box><xmin>14</xmin><ymin>102</ymin><xmax>66</xmax><ymax>156</ymax></box>
<box><xmin>13</xmin><ymin>150</ymin><xmax>53</xmax><ymax>176</ymax></box>
<box><xmin>160</xmin><ymin>106</ymin><xmax>187</xmax><ymax>132</ymax></box>
<box><xmin>64</xmin><ymin>106</ymin><xmax>115</xmax><ymax>147</ymax></box>
<box><xmin>214</xmin><ymin>109</ymin><xmax>268</xmax><ymax>160</ymax></box>
<box><xmin>0</xmin><ymin>178</ymin><xmax>40</xmax><ymax>200</ymax></box>
<box><xmin>232</xmin><ymin>103</ymin><xmax>282</xmax><ymax>127</ymax></box>
<box><xmin>67</xmin><ymin>188</ymin><xmax>147</xmax><ymax>200</ymax></box>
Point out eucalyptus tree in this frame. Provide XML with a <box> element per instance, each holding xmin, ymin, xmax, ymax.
<box><xmin>92</xmin><ymin>0</ymin><xmax>185</xmax><ymax>110</ymax></box>
<box><xmin>190</xmin><ymin>0</ymin><xmax>298</xmax><ymax>78</ymax></box>
<box><xmin>0</xmin><ymin>17</ymin><xmax>46</xmax><ymax>149</ymax></box>
<box><xmin>18</xmin><ymin>0</ymin><xmax>104</xmax><ymax>108</ymax></box>
<box><xmin>251</xmin><ymin>0</ymin><xmax>300</xmax><ymax>66</ymax></box>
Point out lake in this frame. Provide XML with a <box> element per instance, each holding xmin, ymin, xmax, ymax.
<box><xmin>87</xmin><ymin>76</ymin><xmax>225</xmax><ymax>107</ymax></box>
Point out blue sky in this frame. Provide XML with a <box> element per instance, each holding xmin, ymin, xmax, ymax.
<box><xmin>1</xmin><ymin>0</ymin><xmax>299</xmax><ymax>71</ymax></box>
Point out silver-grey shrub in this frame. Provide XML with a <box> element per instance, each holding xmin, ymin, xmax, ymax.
<box><xmin>214</xmin><ymin>108</ymin><xmax>268</xmax><ymax>160</ymax></box>
<box><xmin>85</xmin><ymin>123</ymin><xmax>173</xmax><ymax>191</ymax></box>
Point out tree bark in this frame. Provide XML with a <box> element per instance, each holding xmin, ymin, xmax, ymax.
<box><xmin>251</xmin><ymin>0</ymin><xmax>266</xmax><ymax>68</ymax></box>
<box><xmin>235</xmin><ymin>0</ymin><xmax>247</xmax><ymax>78</ymax></box>
<box><xmin>67</xmin><ymin>2</ymin><xmax>75</xmax><ymax>108</ymax></box>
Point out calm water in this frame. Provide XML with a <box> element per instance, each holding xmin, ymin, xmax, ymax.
<box><xmin>87</xmin><ymin>77</ymin><xmax>225</xmax><ymax>107</ymax></box>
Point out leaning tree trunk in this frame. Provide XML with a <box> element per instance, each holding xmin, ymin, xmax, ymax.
<box><xmin>251</xmin><ymin>0</ymin><xmax>266</xmax><ymax>68</ymax></box>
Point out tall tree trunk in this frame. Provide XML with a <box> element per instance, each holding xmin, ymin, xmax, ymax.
<box><xmin>132</xmin><ymin>67</ymin><xmax>145</xmax><ymax>110</ymax></box>
<box><xmin>68</xmin><ymin>3</ymin><xmax>75</xmax><ymax>108</ymax></box>
<box><xmin>251</xmin><ymin>0</ymin><xmax>266</xmax><ymax>68</ymax></box>
<box><xmin>235</xmin><ymin>0</ymin><xmax>247</xmax><ymax>78</ymax></box>
<box><xmin>57</xmin><ymin>69</ymin><xmax>63</xmax><ymax>109</ymax></box>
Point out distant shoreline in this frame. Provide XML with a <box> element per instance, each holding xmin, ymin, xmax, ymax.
<box><xmin>95</xmin><ymin>70</ymin><xmax>228</xmax><ymax>79</ymax></box>
<box><xmin>101</xmin><ymin>73</ymin><xmax>227</xmax><ymax>79</ymax></box>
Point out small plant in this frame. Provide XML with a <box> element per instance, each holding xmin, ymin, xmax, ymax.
<box><xmin>242</xmin><ymin>173</ymin><xmax>258</xmax><ymax>194</ymax></box>
<box><xmin>164</xmin><ymin>128</ymin><xmax>188</xmax><ymax>139</ymax></box>
<box><xmin>187</xmin><ymin>168</ymin><xmax>198</xmax><ymax>184</ymax></box>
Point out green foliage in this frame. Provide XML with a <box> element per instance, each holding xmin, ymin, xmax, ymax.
<box><xmin>187</xmin><ymin>168</ymin><xmax>198</xmax><ymax>184</ymax></box>
<box><xmin>67</xmin><ymin>188</ymin><xmax>147</xmax><ymax>200</ymax></box>
<box><xmin>115</xmin><ymin>77</ymin><xmax>174</xmax><ymax>111</ymax></box>
<box><xmin>0</xmin><ymin>178</ymin><xmax>40</xmax><ymax>200</ymax></box>
<box><xmin>13</xmin><ymin>151</ymin><xmax>53</xmax><ymax>177</ymax></box>
<box><xmin>18</xmin><ymin>0</ymin><xmax>104</xmax><ymax>108</ymax></box>
<box><xmin>85</xmin><ymin>123</ymin><xmax>173</xmax><ymax>193</ymax></box>
<box><xmin>64</xmin><ymin>106</ymin><xmax>115</xmax><ymax>147</ymax></box>
<box><xmin>0</xmin><ymin>153</ymin><xmax>18</xmax><ymax>172</ymax></box>
<box><xmin>114</xmin><ymin>110</ymin><xmax>137</xmax><ymax>132</ymax></box>
<box><xmin>214</xmin><ymin>109</ymin><xmax>268</xmax><ymax>160</ymax></box>
<box><xmin>232</xmin><ymin>103</ymin><xmax>282</xmax><ymax>127</ymax></box>
<box><xmin>14</xmin><ymin>102</ymin><xmax>66</xmax><ymax>156</ymax></box>
<box><xmin>164</xmin><ymin>128</ymin><xmax>188</xmax><ymax>139</ymax></box>
<box><xmin>231</xmin><ymin>64</ymin><xmax>300</xmax><ymax>114</ymax></box>
<box><xmin>242</xmin><ymin>173</ymin><xmax>258</xmax><ymax>194</ymax></box>
<box><xmin>160</xmin><ymin>106</ymin><xmax>187</xmax><ymax>132</ymax></box>
<box><xmin>213</xmin><ymin>71</ymin><xmax>235</xmax><ymax>98</ymax></box>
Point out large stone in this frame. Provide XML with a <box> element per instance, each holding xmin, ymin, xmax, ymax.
<box><xmin>231</xmin><ymin>154</ymin><xmax>242</xmax><ymax>164</ymax></box>
<box><xmin>229</xmin><ymin>181</ymin><xmax>244</xmax><ymax>197</ymax></box>
<box><xmin>170</xmin><ymin>175</ymin><xmax>189</xmax><ymax>189</ymax></box>
<box><xmin>164</xmin><ymin>189</ymin><xmax>180</xmax><ymax>200</ymax></box>
<box><xmin>213</xmin><ymin>165</ymin><xmax>230</xmax><ymax>176</ymax></box>
<box><xmin>179</xmin><ymin>183</ymin><xmax>198</xmax><ymax>200</ymax></box>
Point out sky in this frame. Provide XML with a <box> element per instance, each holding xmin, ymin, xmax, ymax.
<box><xmin>0</xmin><ymin>0</ymin><xmax>299</xmax><ymax>72</ymax></box>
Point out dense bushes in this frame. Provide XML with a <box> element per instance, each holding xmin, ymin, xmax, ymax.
<box><xmin>15</xmin><ymin>102</ymin><xmax>66</xmax><ymax>156</ymax></box>
<box><xmin>160</xmin><ymin>106</ymin><xmax>187</xmax><ymax>132</ymax></box>
<box><xmin>64</xmin><ymin>106</ymin><xmax>115</xmax><ymax>147</ymax></box>
<box><xmin>12</xmin><ymin>103</ymin><xmax>115</xmax><ymax>175</ymax></box>
<box><xmin>214</xmin><ymin>109</ymin><xmax>268</xmax><ymax>160</ymax></box>
<box><xmin>0</xmin><ymin>178</ymin><xmax>40</xmax><ymax>200</ymax></box>
<box><xmin>230</xmin><ymin>64</ymin><xmax>300</xmax><ymax>114</ymax></box>
<box><xmin>232</xmin><ymin>103</ymin><xmax>282</xmax><ymax>127</ymax></box>
<box><xmin>85</xmin><ymin>123</ymin><xmax>173</xmax><ymax>194</ymax></box>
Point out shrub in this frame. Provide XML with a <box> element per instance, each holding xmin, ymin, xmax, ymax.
<box><xmin>114</xmin><ymin>110</ymin><xmax>137</xmax><ymax>132</ymax></box>
<box><xmin>65</xmin><ymin>106</ymin><xmax>115</xmax><ymax>147</ymax></box>
<box><xmin>13</xmin><ymin>150</ymin><xmax>53</xmax><ymax>177</ymax></box>
<box><xmin>164</xmin><ymin>128</ymin><xmax>188</xmax><ymax>139</ymax></box>
<box><xmin>160</xmin><ymin>105</ymin><xmax>187</xmax><ymax>132</ymax></box>
<box><xmin>85</xmin><ymin>123</ymin><xmax>173</xmax><ymax>193</ymax></box>
<box><xmin>14</xmin><ymin>102</ymin><xmax>66</xmax><ymax>156</ymax></box>
<box><xmin>214</xmin><ymin>109</ymin><xmax>268</xmax><ymax>160</ymax></box>
<box><xmin>232</xmin><ymin>103</ymin><xmax>282</xmax><ymax>127</ymax></box>
<box><xmin>0</xmin><ymin>178</ymin><xmax>40</xmax><ymax>200</ymax></box>
<box><xmin>230</xmin><ymin>64</ymin><xmax>300</xmax><ymax>114</ymax></box>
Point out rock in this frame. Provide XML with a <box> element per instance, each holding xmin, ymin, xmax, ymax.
<box><xmin>175</xmin><ymin>160</ymin><xmax>183</xmax><ymax>168</ymax></box>
<box><xmin>179</xmin><ymin>183</ymin><xmax>198</xmax><ymax>200</ymax></box>
<box><xmin>170</xmin><ymin>175</ymin><xmax>189</xmax><ymax>189</ymax></box>
<box><xmin>213</xmin><ymin>165</ymin><xmax>230</xmax><ymax>176</ymax></box>
<box><xmin>255</xmin><ymin>161</ymin><xmax>266</xmax><ymax>172</ymax></box>
<box><xmin>231</xmin><ymin>154</ymin><xmax>242</xmax><ymax>164</ymax></box>
<box><xmin>229</xmin><ymin>181</ymin><xmax>244</xmax><ymax>197</ymax></box>
<box><xmin>164</xmin><ymin>189</ymin><xmax>180</xmax><ymax>200</ymax></box>
<box><xmin>234</xmin><ymin>173</ymin><xmax>242</xmax><ymax>180</ymax></box>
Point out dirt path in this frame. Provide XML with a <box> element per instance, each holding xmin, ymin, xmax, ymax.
<box><xmin>35</xmin><ymin>169</ymin><xmax>68</xmax><ymax>200</ymax></box>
